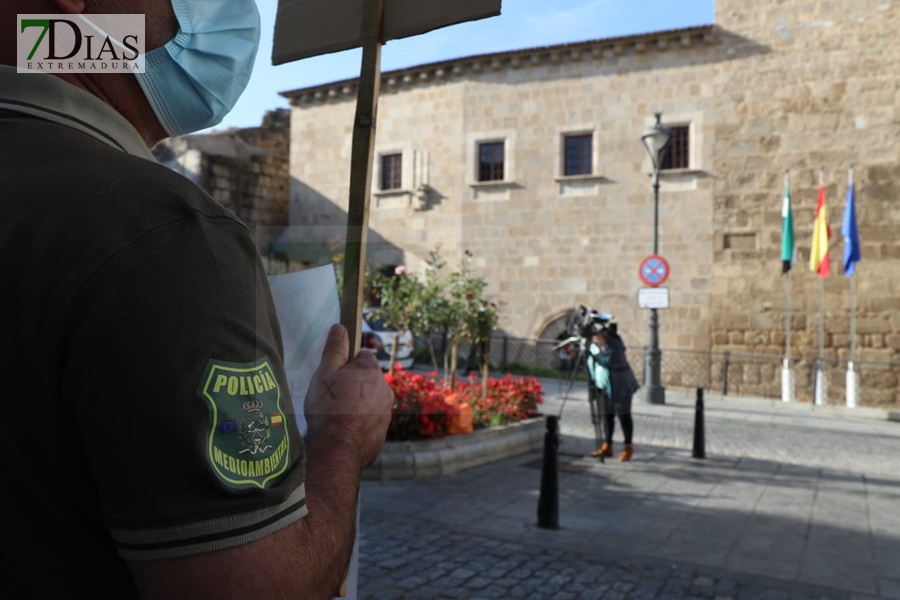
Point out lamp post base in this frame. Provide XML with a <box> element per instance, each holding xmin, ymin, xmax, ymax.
<box><xmin>644</xmin><ymin>307</ymin><xmax>665</xmax><ymax>405</ymax></box>
<box><xmin>644</xmin><ymin>384</ymin><xmax>666</xmax><ymax>405</ymax></box>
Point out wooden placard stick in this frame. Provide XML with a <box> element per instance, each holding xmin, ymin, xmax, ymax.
<box><xmin>340</xmin><ymin>0</ymin><xmax>384</xmax><ymax>353</ymax></box>
<box><xmin>337</xmin><ymin>6</ymin><xmax>384</xmax><ymax>598</ymax></box>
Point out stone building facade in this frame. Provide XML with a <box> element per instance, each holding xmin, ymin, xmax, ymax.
<box><xmin>279</xmin><ymin>0</ymin><xmax>900</xmax><ymax>406</ymax></box>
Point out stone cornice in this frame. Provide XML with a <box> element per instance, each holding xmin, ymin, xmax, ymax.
<box><xmin>280</xmin><ymin>24</ymin><xmax>716</xmax><ymax>106</ymax></box>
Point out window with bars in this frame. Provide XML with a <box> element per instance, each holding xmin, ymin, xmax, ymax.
<box><xmin>380</xmin><ymin>153</ymin><xmax>402</xmax><ymax>190</ymax></box>
<box><xmin>478</xmin><ymin>141</ymin><xmax>505</xmax><ymax>182</ymax></box>
<box><xmin>563</xmin><ymin>133</ymin><xmax>592</xmax><ymax>176</ymax></box>
<box><xmin>661</xmin><ymin>125</ymin><xmax>689</xmax><ymax>170</ymax></box>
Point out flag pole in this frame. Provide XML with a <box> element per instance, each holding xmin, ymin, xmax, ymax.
<box><xmin>815</xmin><ymin>275</ymin><xmax>827</xmax><ymax>406</ymax></box>
<box><xmin>814</xmin><ymin>167</ymin><xmax>827</xmax><ymax>406</ymax></box>
<box><xmin>850</xmin><ymin>276</ymin><xmax>857</xmax><ymax>360</ymax></box>
<box><xmin>846</xmin><ymin>273</ymin><xmax>859</xmax><ymax>407</ymax></box>
<box><xmin>848</xmin><ymin>166</ymin><xmax>857</xmax><ymax>363</ymax></box>
<box><xmin>782</xmin><ymin>275</ymin><xmax>794</xmax><ymax>402</ymax></box>
<box><xmin>784</xmin><ymin>277</ymin><xmax>791</xmax><ymax>359</ymax></box>
<box><xmin>781</xmin><ymin>171</ymin><xmax>794</xmax><ymax>402</ymax></box>
<box><xmin>846</xmin><ymin>165</ymin><xmax>860</xmax><ymax>408</ymax></box>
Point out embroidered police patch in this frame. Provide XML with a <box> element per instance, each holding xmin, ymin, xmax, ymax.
<box><xmin>197</xmin><ymin>357</ymin><xmax>290</xmax><ymax>489</ymax></box>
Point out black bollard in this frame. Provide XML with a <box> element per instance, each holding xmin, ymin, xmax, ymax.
<box><xmin>537</xmin><ymin>415</ymin><xmax>560</xmax><ymax>529</ymax></box>
<box><xmin>692</xmin><ymin>387</ymin><xmax>706</xmax><ymax>459</ymax></box>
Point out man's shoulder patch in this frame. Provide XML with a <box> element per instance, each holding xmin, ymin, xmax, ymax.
<box><xmin>197</xmin><ymin>357</ymin><xmax>290</xmax><ymax>490</ymax></box>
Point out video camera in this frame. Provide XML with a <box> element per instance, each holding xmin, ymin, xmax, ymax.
<box><xmin>553</xmin><ymin>305</ymin><xmax>616</xmax><ymax>351</ymax></box>
<box><xmin>571</xmin><ymin>305</ymin><xmax>615</xmax><ymax>338</ymax></box>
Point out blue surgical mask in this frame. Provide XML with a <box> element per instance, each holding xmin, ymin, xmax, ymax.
<box><xmin>135</xmin><ymin>0</ymin><xmax>261</xmax><ymax>137</ymax></box>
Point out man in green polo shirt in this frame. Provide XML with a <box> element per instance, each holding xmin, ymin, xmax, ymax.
<box><xmin>0</xmin><ymin>1</ymin><xmax>393</xmax><ymax>597</ymax></box>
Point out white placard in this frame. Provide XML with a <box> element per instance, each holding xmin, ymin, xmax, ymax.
<box><xmin>638</xmin><ymin>287</ymin><xmax>670</xmax><ymax>309</ymax></box>
<box><xmin>268</xmin><ymin>264</ymin><xmax>359</xmax><ymax>599</ymax></box>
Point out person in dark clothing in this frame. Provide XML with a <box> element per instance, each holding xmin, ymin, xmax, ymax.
<box><xmin>1</xmin><ymin>2</ymin><xmax>394</xmax><ymax>597</ymax></box>
<box><xmin>587</xmin><ymin>320</ymin><xmax>639</xmax><ymax>461</ymax></box>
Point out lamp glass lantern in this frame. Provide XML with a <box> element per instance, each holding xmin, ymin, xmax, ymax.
<box><xmin>641</xmin><ymin>112</ymin><xmax>672</xmax><ymax>173</ymax></box>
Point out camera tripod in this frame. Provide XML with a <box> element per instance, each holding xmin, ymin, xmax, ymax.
<box><xmin>552</xmin><ymin>331</ymin><xmax>607</xmax><ymax>462</ymax></box>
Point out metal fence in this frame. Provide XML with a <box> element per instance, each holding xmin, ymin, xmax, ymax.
<box><xmin>430</xmin><ymin>335</ymin><xmax>900</xmax><ymax>409</ymax></box>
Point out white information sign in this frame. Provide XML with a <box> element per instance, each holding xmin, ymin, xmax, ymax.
<box><xmin>638</xmin><ymin>287</ymin><xmax>670</xmax><ymax>309</ymax></box>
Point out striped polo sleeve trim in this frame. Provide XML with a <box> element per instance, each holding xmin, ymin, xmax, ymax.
<box><xmin>110</xmin><ymin>484</ymin><xmax>307</xmax><ymax>561</ymax></box>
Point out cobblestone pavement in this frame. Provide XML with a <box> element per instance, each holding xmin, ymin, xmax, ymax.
<box><xmin>544</xmin><ymin>385</ymin><xmax>900</xmax><ymax>479</ymax></box>
<box><xmin>358</xmin><ymin>511</ymin><xmax>861</xmax><ymax>600</ymax></box>
<box><xmin>357</xmin><ymin>382</ymin><xmax>900</xmax><ymax>600</ymax></box>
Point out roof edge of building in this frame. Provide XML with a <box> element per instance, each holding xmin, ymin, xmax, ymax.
<box><xmin>279</xmin><ymin>24</ymin><xmax>717</xmax><ymax>105</ymax></box>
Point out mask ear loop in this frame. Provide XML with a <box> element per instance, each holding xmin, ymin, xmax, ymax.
<box><xmin>73</xmin><ymin>13</ymin><xmax>146</xmax><ymax>71</ymax></box>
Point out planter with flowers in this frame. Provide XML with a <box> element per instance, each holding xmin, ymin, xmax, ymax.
<box><xmin>356</xmin><ymin>246</ymin><xmax>546</xmax><ymax>480</ymax></box>
<box><xmin>363</xmin><ymin>366</ymin><xmax>545</xmax><ymax>480</ymax></box>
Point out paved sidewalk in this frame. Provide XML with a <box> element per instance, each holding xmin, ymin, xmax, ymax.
<box><xmin>358</xmin><ymin>379</ymin><xmax>900</xmax><ymax>599</ymax></box>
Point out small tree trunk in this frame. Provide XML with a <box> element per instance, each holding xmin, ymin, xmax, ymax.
<box><xmin>427</xmin><ymin>338</ymin><xmax>438</xmax><ymax>370</ymax></box>
<box><xmin>442</xmin><ymin>329</ymin><xmax>450</xmax><ymax>382</ymax></box>
<box><xmin>481</xmin><ymin>339</ymin><xmax>490</xmax><ymax>398</ymax></box>
<box><xmin>449</xmin><ymin>340</ymin><xmax>460</xmax><ymax>389</ymax></box>
<box><xmin>389</xmin><ymin>332</ymin><xmax>399</xmax><ymax>371</ymax></box>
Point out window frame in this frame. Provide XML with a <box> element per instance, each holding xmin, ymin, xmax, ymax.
<box><xmin>562</xmin><ymin>132</ymin><xmax>593</xmax><ymax>177</ymax></box>
<box><xmin>379</xmin><ymin>152</ymin><xmax>403</xmax><ymax>191</ymax></box>
<box><xmin>465</xmin><ymin>130</ymin><xmax>516</xmax><ymax>194</ymax></box>
<box><xmin>660</xmin><ymin>124</ymin><xmax>690</xmax><ymax>171</ymax></box>
<box><xmin>477</xmin><ymin>140</ymin><xmax>506</xmax><ymax>182</ymax></box>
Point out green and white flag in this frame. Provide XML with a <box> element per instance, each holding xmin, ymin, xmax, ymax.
<box><xmin>781</xmin><ymin>173</ymin><xmax>796</xmax><ymax>273</ymax></box>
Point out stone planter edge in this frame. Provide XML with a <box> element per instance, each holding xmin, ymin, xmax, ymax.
<box><xmin>363</xmin><ymin>415</ymin><xmax>547</xmax><ymax>480</ymax></box>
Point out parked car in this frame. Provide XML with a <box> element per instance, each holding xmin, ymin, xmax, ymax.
<box><xmin>360</xmin><ymin>308</ymin><xmax>415</xmax><ymax>371</ymax></box>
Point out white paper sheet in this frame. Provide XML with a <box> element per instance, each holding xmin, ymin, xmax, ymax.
<box><xmin>268</xmin><ymin>264</ymin><xmax>359</xmax><ymax>599</ymax></box>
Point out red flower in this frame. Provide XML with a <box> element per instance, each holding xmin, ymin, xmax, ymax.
<box><xmin>381</xmin><ymin>368</ymin><xmax>543</xmax><ymax>440</ymax></box>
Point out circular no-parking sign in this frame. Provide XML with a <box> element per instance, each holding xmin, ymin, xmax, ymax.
<box><xmin>639</xmin><ymin>254</ymin><xmax>669</xmax><ymax>287</ymax></box>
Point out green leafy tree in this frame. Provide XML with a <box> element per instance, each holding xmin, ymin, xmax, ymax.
<box><xmin>368</xmin><ymin>265</ymin><xmax>424</xmax><ymax>371</ymax></box>
<box><xmin>414</xmin><ymin>247</ymin><xmax>452</xmax><ymax>371</ymax></box>
<box><xmin>442</xmin><ymin>249</ymin><xmax>501</xmax><ymax>389</ymax></box>
<box><xmin>366</xmin><ymin>246</ymin><xmax>501</xmax><ymax>386</ymax></box>
<box><xmin>469</xmin><ymin>300</ymin><xmax>501</xmax><ymax>397</ymax></box>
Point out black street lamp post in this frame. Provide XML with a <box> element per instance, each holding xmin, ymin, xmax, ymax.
<box><xmin>640</xmin><ymin>112</ymin><xmax>671</xmax><ymax>405</ymax></box>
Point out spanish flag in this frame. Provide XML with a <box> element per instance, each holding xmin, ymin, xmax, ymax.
<box><xmin>809</xmin><ymin>176</ymin><xmax>830</xmax><ymax>278</ymax></box>
<box><xmin>270</xmin><ymin>413</ymin><xmax>284</xmax><ymax>426</ymax></box>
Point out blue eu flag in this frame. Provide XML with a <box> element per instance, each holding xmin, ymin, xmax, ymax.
<box><xmin>841</xmin><ymin>176</ymin><xmax>861</xmax><ymax>277</ymax></box>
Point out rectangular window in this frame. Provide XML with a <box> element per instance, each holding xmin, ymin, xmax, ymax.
<box><xmin>563</xmin><ymin>133</ymin><xmax>592</xmax><ymax>176</ymax></box>
<box><xmin>661</xmin><ymin>125</ymin><xmax>689</xmax><ymax>170</ymax></box>
<box><xmin>380</xmin><ymin>153</ymin><xmax>402</xmax><ymax>190</ymax></box>
<box><xmin>478</xmin><ymin>141</ymin><xmax>505</xmax><ymax>182</ymax></box>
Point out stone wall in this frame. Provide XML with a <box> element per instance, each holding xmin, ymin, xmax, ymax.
<box><xmin>206</xmin><ymin>152</ymin><xmax>289</xmax><ymax>263</ymax></box>
<box><xmin>711</xmin><ymin>0</ymin><xmax>900</xmax><ymax>405</ymax></box>
<box><xmin>154</xmin><ymin>109</ymin><xmax>290</xmax><ymax>266</ymax></box>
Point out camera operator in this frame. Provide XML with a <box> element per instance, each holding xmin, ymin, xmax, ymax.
<box><xmin>586</xmin><ymin>317</ymin><xmax>640</xmax><ymax>462</ymax></box>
